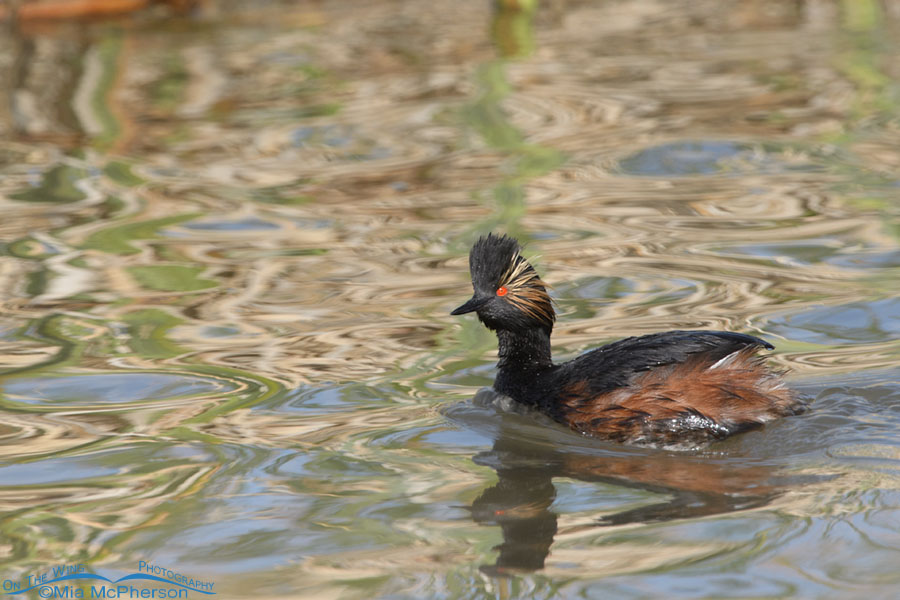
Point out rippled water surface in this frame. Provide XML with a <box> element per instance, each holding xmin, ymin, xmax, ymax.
<box><xmin>1</xmin><ymin>1</ymin><xmax>900</xmax><ymax>598</ymax></box>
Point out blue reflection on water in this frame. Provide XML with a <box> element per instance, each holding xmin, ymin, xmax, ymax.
<box><xmin>2</xmin><ymin>373</ymin><xmax>237</xmax><ymax>405</ymax></box>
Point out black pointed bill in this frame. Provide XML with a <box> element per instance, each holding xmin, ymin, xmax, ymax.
<box><xmin>450</xmin><ymin>295</ymin><xmax>489</xmax><ymax>315</ymax></box>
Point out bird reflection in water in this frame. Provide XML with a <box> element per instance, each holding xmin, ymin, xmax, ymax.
<box><xmin>456</xmin><ymin>388</ymin><xmax>795</xmax><ymax>576</ymax></box>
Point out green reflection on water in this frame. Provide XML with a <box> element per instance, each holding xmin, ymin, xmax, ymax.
<box><xmin>10</xmin><ymin>165</ymin><xmax>90</xmax><ymax>203</ymax></box>
<box><xmin>3</xmin><ymin>314</ymin><xmax>107</xmax><ymax>381</ymax></box>
<box><xmin>101</xmin><ymin>161</ymin><xmax>145</xmax><ymax>187</ymax></box>
<box><xmin>460</xmin><ymin>59</ymin><xmax>564</xmax><ymax>237</ymax></box>
<box><xmin>126</xmin><ymin>265</ymin><xmax>219</xmax><ymax>292</ymax></box>
<box><xmin>150</xmin><ymin>47</ymin><xmax>194</xmax><ymax>116</ymax></box>
<box><xmin>491</xmin><ymin>0</ymin><xmax>538</xmax><ymax>59</ymax></box>
<box><xmin>121</xmin><ymin>309</ymin><xmax>187</xmax><ymax>359</ymax></box>
<box><xmin>83</xmin><ymin>213</ymin><xmax>200</xmax><ymax>255</ymax></box>
<box><xmin>835</xmin><ymin>0</ymin><xmax>898</xmax><ymax>123</ymax></box>
<box><xmin>86</xmin><ymin>35</ymin><xmax>125</xmax><ymax>150</ymax></box>
<box><xmin>177</xmin><ymin>365</ymin><xmax>284</xmax><ymax>425</ymax></box>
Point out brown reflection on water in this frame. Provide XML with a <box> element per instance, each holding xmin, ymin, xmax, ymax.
<box><xmin>462</xmin><ymin>390</ymin><xmax>796</xmax><ymax>575</ymax></box>
<box><xmin>0</xmin><ymin>413</ymin><xmax>108</xmax><ymax>460</ymax></box>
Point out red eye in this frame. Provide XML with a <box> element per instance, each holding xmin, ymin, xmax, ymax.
<box><xmin>496</xmin><ymin>286</ymin><xmax>508</xmax><ymax>296</ymax></box>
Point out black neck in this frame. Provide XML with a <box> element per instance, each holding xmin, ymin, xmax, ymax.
<box><xmin>496</xmin><ymin>328</ymin><xmax>554</xmax><ymax>371</ymax></box>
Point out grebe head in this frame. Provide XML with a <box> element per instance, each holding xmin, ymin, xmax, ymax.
<box><xmin>451</xmin><ymin>233</ymin><xmax>555</xmax><ymax>334</ymax></box>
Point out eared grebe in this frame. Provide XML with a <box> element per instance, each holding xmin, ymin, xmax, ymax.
<box><xmin>451</xmin><ymin>233</ymin><xmax>806</xmax><ymax>447</ymax></box>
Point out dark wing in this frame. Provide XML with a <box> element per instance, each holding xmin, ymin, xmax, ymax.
<box><xmin>560</xmin><ymin>330</ymin><xmax>773</xmax><ymax>395</ymax></box>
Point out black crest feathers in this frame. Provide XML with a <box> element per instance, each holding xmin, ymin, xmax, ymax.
<box><xmin>468</xmin><ymin>233</ymin><xmax>522</xmax><ymax>292</ymax></box>
<box><xmin>461</xmin><ymin>233</ymin><xmax>555</xmax><ymax>331</ymax></box>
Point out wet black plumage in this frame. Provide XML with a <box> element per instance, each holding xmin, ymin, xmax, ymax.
<box><xmin>451</xmin><ymin>233</ymin><xmax>806</xmax><ymax>447</ymax></box>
